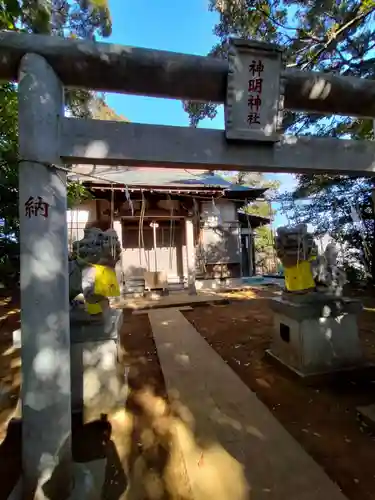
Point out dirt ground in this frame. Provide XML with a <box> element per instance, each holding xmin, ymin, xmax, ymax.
<box><xmin>3</xmin><ymin>286</ymin><xmax>375</xmax><ymax>499</ymax></box>
<box><xmin>0</xmin><ymin>291</ymin><xmax>21</xmax><ymax>436</ymax></box>
<box><xmin>183</xmin><ymin>286</ymin><xmax>375</xmax><ymax>500</ymax></box>
<box><xmin>0</xmin><ymin>290</ymin><xmax>22</xmax><ymax>497</ymax></box>
<box><xmin>0</xmin><ymin>294</ymin><xmax>183</xmax><ymax>499</ymax></box>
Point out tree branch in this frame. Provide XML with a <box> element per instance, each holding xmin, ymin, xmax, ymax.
<box><xmin>300</xmin><ymin>8</ymin><xmax>375</xmax><ymax>70</ymax></box>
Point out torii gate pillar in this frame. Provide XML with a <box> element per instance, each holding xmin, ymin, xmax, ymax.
<box><xmin>18</xmin><ymin>54</ymin><xmax>72</xmax><ymax>497</ymax></box>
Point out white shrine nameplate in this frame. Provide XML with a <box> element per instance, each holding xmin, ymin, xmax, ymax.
<box><xmin>225</xmin><ymin>39</ymin><xmax>285</xmax><ymax>143</ymax></box>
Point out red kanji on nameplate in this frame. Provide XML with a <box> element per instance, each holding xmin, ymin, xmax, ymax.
<box><xmin>24</xmin><ymin>196</ymin><xmax>50</xmax><ymax>218</ymax></box>
<box><xmin>249</xmin><ymin>59</ymin><xmax>264</xmax><ymax>77</ymax></box>
<box><xmin>248</xmin><ymin>78</ymin><xmax>263</xmax><ymax>94</ymax></box>
<box><xmin>247</xmin><ymin>62</ymin><xmax>264</xmax><ymax>129</ymax></box>
<box><xmin>225</xmin><ymin>39</ymin><xmax>284</xmax><ymax>142</ymax></box>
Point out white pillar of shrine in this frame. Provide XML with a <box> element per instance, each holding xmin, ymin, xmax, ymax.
<box><xmin>185</xmin><ymin>218</ymin><xmax>197</xmax><ymax>295</ymax></box>
<box><xmin>18</xmin><ymin>54</ymin><xmax>72</xmax><ymax>497</ymax></box>
<box><xmin>113</xmin><ymin>219</ymin><xmax>124</xmax><ymax>291</ymax></box>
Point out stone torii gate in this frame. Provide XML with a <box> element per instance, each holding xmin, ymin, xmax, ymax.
<box><xmin>1</xmin><ymin>30</ymin><xmax>375</xmax><ymax>497</ymax></box>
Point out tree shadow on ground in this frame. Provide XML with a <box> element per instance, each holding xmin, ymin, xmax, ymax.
<box><xmin>120</xmin><ymin>312</ymin><xmax>251</xmax><ymax>500</ymax></box>
<box><xmin>0</xmin><ymin>417</ymin><xmax>22</xmax><ymax>498</ymax></box>
<box><xmin>0</xmin><ymin>415</ymin><xmax>128</xmax><ymax>500</ymax></box>
<box><xmin>182</xmin><ymin>295</ymin><xmax>375</xmax><ymax>500</ymax></box>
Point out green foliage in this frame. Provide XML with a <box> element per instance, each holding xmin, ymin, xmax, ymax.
<box><xmin>91</xmin><ymin>94</ymin><xmax>129</xmax><ymax>121</ymax></box>
<box><xmin>185</xmin><ymin>0</ymin><xmax>375</xmax><ymax>136</ymax></box>
<box><xmin>0</xmin><ymin>83</ymin><xmax>19</xmax><ymax>238</ymax></box>
<box><xmin>247</xmin><ymin>199</ymin><xmax>277</xmax><ymax>273</ymax></box>
<box><xmin>0</xmin><ymin>0</ymin><xmax>113</xmax><ymax>286</ymax></box>
<box><xmin>244</xmin><ymin>198</ymin><xmax>277</xmax><ymax>273</ymax></box>
<box><xmin>0</xmin><ymin>238</ymin><xmax>19</xmax><ymax>287</ymax></box>
<box><xmin>21</xmin><ymin>0</ymin><xmax>112</xmax><ymax>38</ymax></box>
<box><xmin>223</xmin><ymin>171</ymin><xmax>279</xmax><ymax>272</ymax></box>
<box><xmin>67</xmin><ymin>182</ymin><xmax>93</xmax><ymax>208</ymax></box>
<box><xmin>0</xmin><ymin>0</ymin><xmax>22</xmax><ymax>30</ymax></box>
<box><xmin>186</xmin><ymin>0</ymin><xmax>375</xmax><ymax>280</ymax></box>
<box><xmin>279</xmin><ymin>176</ymin><xmax>375</xmax><ymax>280</ymax></box>
<box><xmin>223</xmin><ymin>170</ymin><xmax>280</xmax><ymax>191</ymax></box>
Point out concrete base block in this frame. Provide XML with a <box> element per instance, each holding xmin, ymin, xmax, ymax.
<box><xmin>71</xmin><ymin>309</ymin><xmax>126</xmax><ymax>420</ymax></box>
<box><xmin>266</xmin><ymin>349</ymin><xmax>374</xmax><ymax>385</ymax></box>
<box><xmin>7</xmin><ymin>460</ymin><xmax>107</xmax><ymax>500</ymax></box>
<box><xmin>269</xmin><ymin>296</ymin><xmax>364</xmax><ymax>376</ymax></box>
<box><xmin>71</xmin><ymin>340</ymin><xmax>127</xmax><ymax>420</ymax></box>
<box><xmin>143</xmin><ymin>289</ymin><xmax>169</xmax><ymax>299</ymax></box>
<box><xmin>68</xmin><ymin>459</ymin><xmax>107</xmax><ymax>500</ymax></box>
<box><xmin>195</xmin><ymin>278</ymin><xmax>243</xmax><ymax>291</ymax></box>
<box><xmin>70</xmin><ymin>308</ymin><xmax>123</xmax><ymax>343</ymax></box>
<box><xmin>15</xmin><ymin>309</ymin><xmax>126</xmax><ymax>420</ymax></box>
<box><xmin>13</xmin><ymin>308</ymin><xmax>123</xmax><ymax>347</ymax></box>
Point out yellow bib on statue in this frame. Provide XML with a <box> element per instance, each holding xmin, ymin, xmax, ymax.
<box><xmin>284</xmin><ymin>260</ymin><xmax>315</xmax><ymax>292</ymax></box>
<box><xmin>93</xmin><ymin>264</ymin><xmax>120</xmax><ymax>297</ymax></box>
<box><xmin>86</xmin><ymin>303</ymin><xmax>103</xmax><ymax>315</ymax></box>
<box><xmin>86</xmin><ymin>264</ymin><xmax>120</xmax><ymax>315</ymax></box>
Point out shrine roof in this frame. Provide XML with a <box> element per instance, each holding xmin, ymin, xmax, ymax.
<box><xmin>70</xmin><ymin>166</ymin><xmax>267</xmax><ymax>199</ymax></box>
<box><xmin>238</xmin><ymin>212</ymin><xmax>270</xmax><ymax>228</ymax></box>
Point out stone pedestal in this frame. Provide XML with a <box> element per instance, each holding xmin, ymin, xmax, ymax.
<box><xmin>70</xmin><ymin>308</ymin><xmax>126</xmax><ymax>421</ymax></box>
<box><xmin>268</xmin><ymin>295</ymin><xmax>363</xmax><ymax>377</ymax></box>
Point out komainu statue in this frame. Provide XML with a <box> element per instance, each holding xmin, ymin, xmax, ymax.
<box><xmin>68</xmin><ymin>225</ymin><xmax>125</xmax><ymax>419</ymax></box>
<box><xmin>275</xmin><ymin>224</ymin><xmax>346</xmax><ymax>297</ymax></box>
<box><xmin>269</xmin><ymin>223</ymin><xmax>363</xmax><ymax>376</ymax></box>
<box><xmin>69</xmin><ymin>225</ymin><xmax>122</xmax><ymax>319</ymax></box>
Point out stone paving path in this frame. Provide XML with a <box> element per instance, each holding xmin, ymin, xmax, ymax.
<box><xmin>148</xmin><ymin>307</ymin><xmax>348</xmax><ymax>500</ymax></box>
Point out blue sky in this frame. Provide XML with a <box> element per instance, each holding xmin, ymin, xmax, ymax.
<box><xmin>101</xmin><ymin>0</ymin><xmax>296</xmax><ymax>227</ymax></box>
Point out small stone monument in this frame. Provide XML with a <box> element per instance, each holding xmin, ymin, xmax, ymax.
<box><xmin>268</xmin><ymin>224</ymin><xmax>363</xmax><ymax>377</ymax></box>
<box><xmin>69</xmin><ymin>225</ymin><xmax>125</xmax><ymax>420</ymax></box>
